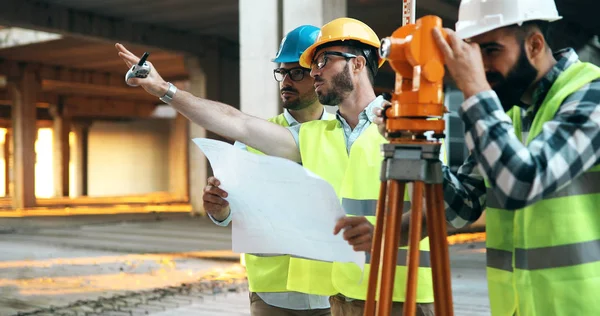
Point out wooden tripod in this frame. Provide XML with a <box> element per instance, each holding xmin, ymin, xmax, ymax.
<box><xmin>363</xmin><ymin>141</ymin><xmax>454</xmax><ymax>316</ymax></box>
<box><xmin>362</xmin><ymin>1</ymin><xmax>453</xmax><ymax>313</ymax></box>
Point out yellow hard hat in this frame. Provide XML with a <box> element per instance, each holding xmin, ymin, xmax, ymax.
<box><xmin>299</xmin><ymin>17</ymin><xmax>384</xmax><ymax>69</ymax></box>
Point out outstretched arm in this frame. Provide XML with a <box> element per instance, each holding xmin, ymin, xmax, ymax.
<box><xmin>115</xmin><ymin>43</ymin><xmax>300</xmax><ymax>162</ymax></box>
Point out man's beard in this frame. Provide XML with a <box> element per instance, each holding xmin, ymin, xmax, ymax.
<box><xmin>281</xmin><ymin>87</ymin><xmax>318</xmax><ymax>111</ymax></box>
<box><xmin>486</xmin><ymin>43</ymin><xmax>538</xmax><ymax>111</ymax></box>
<box><xmin>316</xmin><ymin>63</ymin><xmax>354</xmax><ymax>106</ymax></box>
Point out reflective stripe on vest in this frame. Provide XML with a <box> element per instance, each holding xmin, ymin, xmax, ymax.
<box><xmin>486</xmin><ymin>248</ymin><xmax>513</xmax><ymax>272</ymax></box>
<box><xmin>488</xmin><ymin>239</ymin><xmax>600</xmax><ymax>271</ymax></box>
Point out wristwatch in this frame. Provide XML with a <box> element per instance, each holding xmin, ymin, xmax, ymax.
<box><xmin>159</xmin><ymin>82</ymin><xmax>178</xmax><ymax>104</ymax></box>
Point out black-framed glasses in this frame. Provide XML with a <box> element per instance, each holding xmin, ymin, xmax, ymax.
<box><xmin>273</xmin><ymin>67</ymin><xmax>309</xmax><ymax>82</ymax></box>
<box><xmin>311</xmin><ymin>51</ymin><xmax>358</xmax><ymax>70</ymax></box>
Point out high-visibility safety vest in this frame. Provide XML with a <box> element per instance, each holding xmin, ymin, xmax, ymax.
<box><xmin>288</xmin><ymin>119</ymin><xmax>435</xmax><ymax>302</ymax></box>
<box><xmin>485</xmin><ymin>62</ymin><xmax>600</xmax><ymax>316</ymax></box>
<box><xmin>244</xmin><ymin>113</ymin><xmax>290</xmax><ymax>292</ymax></box>
<box><xmin>244</xmin><ymin>112</ymin><xmax>334</xmax><ymax>292</ymax></box>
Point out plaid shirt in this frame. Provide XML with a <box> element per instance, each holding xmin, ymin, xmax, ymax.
<box><xmin>443</xmin><ymin>48</ymin><xmax>600</xmax><ymax>227</ymax></box>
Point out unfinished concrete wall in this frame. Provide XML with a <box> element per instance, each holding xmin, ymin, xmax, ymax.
<box><xmin>87</xmin><ymin>119</ymin><xmax>170</xmax><ymax>196</ymax></box>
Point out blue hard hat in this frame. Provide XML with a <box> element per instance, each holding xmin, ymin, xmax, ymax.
<box><xmin>272</xmin><ymin>25</ymin><xmax>320</xmax><ymax>64</ymax></box>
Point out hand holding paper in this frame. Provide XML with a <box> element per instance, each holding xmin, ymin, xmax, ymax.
<box><xmin>193</xmin><ymin>138</ymin><xmax>366</xmax><ymax>270</ymax></box>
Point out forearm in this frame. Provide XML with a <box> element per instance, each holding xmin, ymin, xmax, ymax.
<box><xmin>170</xmin><ymin>88</ymin><xmax>245</xmax><ymax>138</ymax></box>
<box><xmin>461</xmin><ymin>87</ymin><xmax>600</xmax><ymax>210</ymax></box>
<box><xmin>443</xmin><ymin>163</ymin><xmax>486</xmax><ymax>228</ymax></box>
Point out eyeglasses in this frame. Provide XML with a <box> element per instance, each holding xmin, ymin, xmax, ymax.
<box><xmin>311</xmin><ymin>51</ymin><xmax>358</xmax><ymax>70</ymax></box>
<box><xmin>273</xmin><ymin>67</ymin><xmax>309</xmax><ymax>82</ymax></box>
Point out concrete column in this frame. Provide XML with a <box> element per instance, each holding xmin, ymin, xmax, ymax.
<box><xmin>184</xmin><ymin>59</ymin><xmax>206</xmax><ymax>215</ymax></box>
<box><xmin>239</xmin><ymin>0</ymin><xmax>281</xmax><ymax>119</ymax></box>
<box><xmin>50</xmin><ymin>102</ymin><xmax>70</xmax><ymax>197</ymax></box>
<box><xmin>169</xmin><ymin>113</ymin><xmax>188</xmax><ymax>200</ymax></box>
<box><xmin>185</xmin><ymin>49</ymin><xmax>219</xmax><ymax>215</ymax></box>
<box><xmin>7</xmin><ymin>66</ymin><xmax>39</xmax><ymax>208</ymax></box>
<box><xmin>70</xmin><ymin>121</ymin><xmax>90</xmax><ymax>197</ymax></box>
<box><xmin>184</xmin><ymin>43</ymin><xmax>240</xmax><ymax>215</ymax></box>
<box><xmin>4</xmin><ymin>128</ymin><xmax>11</xmax><ymax>197</ymax></box>
<box><xmin>282</xmin><ymin>0</ymin><xmax>347</xmax><ymax>34</ymax></box>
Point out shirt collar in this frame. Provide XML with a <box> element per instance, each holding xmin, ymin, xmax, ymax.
<box><xmin>283</xmin><ymin>108</ymin><xmax>328</xmax><ymax>126</ymax></box>
<box><xmin>335</xmin><ymin>95</ymin><xmax>386</xmax><ymax>124</ymax></box>
<box><xmin>527</xmin><ymin>48</ymin><xmax>580</xmax><ymax>112</ymax></box>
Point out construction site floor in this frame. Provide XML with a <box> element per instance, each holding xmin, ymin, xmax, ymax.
<box><xmin>0</xmin><ymin>213</ymin><xmax>490</xmax><ymax>315</ymax></box>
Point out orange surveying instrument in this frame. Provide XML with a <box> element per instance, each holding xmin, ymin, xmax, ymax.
<box><xmin>363</xmin><ymin>1</ymin><xmax>454</xmax><ymax>315</ymax></box>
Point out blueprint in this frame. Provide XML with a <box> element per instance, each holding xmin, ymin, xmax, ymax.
<box><xmin>192</xmin><ymin>138</ymin><xmax>365</xmax><ymax>270</ymax></box>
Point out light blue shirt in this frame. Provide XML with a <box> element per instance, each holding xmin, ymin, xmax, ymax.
<box><xmin>288</xmin><ymin>96</ymin><xmax>385</xmax><ymax>152</ymax></box>
<box><xmin>208</xmin><ymin>108</ymin><xmax>331</xmax><ymax>310</ymax></box>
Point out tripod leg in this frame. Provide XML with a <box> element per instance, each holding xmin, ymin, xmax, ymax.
<box><xmin>376</xmin><ymin>180</ymin><xmax>406</xmax><ymax>316</ymax></box>
<box><xmin>433</xmin><ymin>183</ymin><xmax>454</xmax><ymax>315</ymax></box>
<box><xmin>403</xmin><ymin>181</ymin><xmax>424</xmax><ymax>316</ymax></box>
<box><xmin>364</xmin><ymin>181</ymin><xmax>388</xmax><ymax>316</ymax></box>
<box><xmin>425</xmin><ymin>183</ymin><xmax>454</xmax><ymax>316</ymax></box>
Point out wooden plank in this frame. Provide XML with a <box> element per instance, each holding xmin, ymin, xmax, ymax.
<box><xmin>0</xmin><ymin>92</ymin><xmax>156</xmax><ymax>119</ymax></box>
<box><xmin>0</xmin><ymin>118</ymin><xmax>53</xmax><ymax>129</ymax></box>
<box><xmin>62</xmin><ymin>97</ymin><xmax>156</xmax><ymax>118</ymax></box>
<box><xmin>81</xmin><ymin>50</ymin><xmax>180</xmax><ymax>70</ymax></box>
<box><xmin>7</xmin><ymin>66</ymin><xmax>38</xmax><ymax>209</ymax></box>
<box><xmin>0</xmin><ymin>90</ymin><xmax>58</xmax><ymax>106</ymax></box>
<box><xmin>35</xmin><ymin>193</ymin><xmax>188</xmax><ymax>206</ymax></box>
<box><xmin>0</xmin><ymin>202</ymin><xmax>192</xmax><ymax>215</ymax></box>
<box><xmin>41</xmin><ymin>79</ymin><xmax>158</xmax><ymax>102</ymax></box>
<box><xmin>1</xmin><ymin>57</ymin><xmax>187</xmax><ymax>91</ymax></box>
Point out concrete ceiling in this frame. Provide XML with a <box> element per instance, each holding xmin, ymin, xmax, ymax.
<box><xmin>0</xmin><ymin>0</ymin><xmax>598</xmax><ymax>92</ymax></box>
<box><xmin>29</xmin><ymin>0</ymin><xmax>240</xmax><ymax>42</ymax></box>
<box><xmin>30</xmin><ymin>0</ymin><xmax>600</xmax><ymax>41</ymax></box>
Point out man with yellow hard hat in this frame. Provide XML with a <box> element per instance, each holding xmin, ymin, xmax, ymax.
<box><xmin>288</xmin><ymin>17</ymin><xmax>434</xmax><ymax>316</ymax></box>
<box><xmin>115</xmin><ymin>17</ymin><xmax>434</xmax><ymax>316</ymax></box>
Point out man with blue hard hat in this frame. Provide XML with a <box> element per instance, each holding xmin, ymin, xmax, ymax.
<box><xmin>202</xmin><ymin>24</ymin><xmax>333</xmax><ymax>316</ymax></box>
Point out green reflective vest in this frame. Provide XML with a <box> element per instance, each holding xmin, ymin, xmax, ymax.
<box><xmin>485</xmin><ymin>62</ymin><xmax>600</xmax><ymax>316</ymax></box>
<box><xmin>288</xmin><ymin>119</ymin><xmax>434</xmax><ymax>302</ymax></box>
<box><xmin>244</xmin><ymin>112</ymin><xmax>334</xmax><ymax>293</ymax></box>
<box><xmin>245</xmin><ymin>113</ymin><xmax>291</xmax><ymax>292</ymax></box>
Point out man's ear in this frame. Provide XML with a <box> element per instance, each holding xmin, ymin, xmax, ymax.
<box><xmin>526</xmin><ymin>31</ymin><xmax>546</xmax><ymax>61</ymax></box>
<box><xmin>354</xmin><ymin>55</ymin><xmax>367</xmax><ymax>74</ymax></box>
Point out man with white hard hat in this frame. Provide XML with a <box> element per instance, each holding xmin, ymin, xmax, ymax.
<box><xmin>373</xmin><ymin>0</ymin><xmax>600</xmax><ymax>315</ymax></box>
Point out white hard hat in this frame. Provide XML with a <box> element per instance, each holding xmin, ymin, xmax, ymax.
<box><xmin>455</xmin><ymin>0</ymin><xmax>562</xmax><ymax>39</ymax></box>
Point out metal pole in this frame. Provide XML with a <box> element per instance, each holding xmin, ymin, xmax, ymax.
<box><xmin>402</xmin><ymin>0</ymin><xmax>416</xmax><ymax>25</ymax></box>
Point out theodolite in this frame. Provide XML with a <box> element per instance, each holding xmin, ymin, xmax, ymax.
<box><xmin>363</xmin><ymin>1</ymin><xmax>454</xmax><ymax>315</ymax></box>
